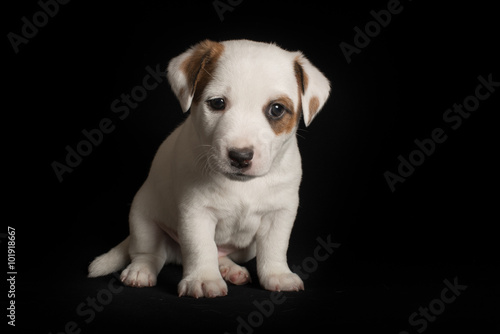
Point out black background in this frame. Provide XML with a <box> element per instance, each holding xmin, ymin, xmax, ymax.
<box><xmin>4</xmin><ymin>0</ymin><xmax>499</xmax><ymax>333</ymax></box>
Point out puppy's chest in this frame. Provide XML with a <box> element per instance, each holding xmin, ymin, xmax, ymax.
<box><xmin>211</xmin><ymin>198</ymin><xmax>269</xmax><ymax>246</ymax></box>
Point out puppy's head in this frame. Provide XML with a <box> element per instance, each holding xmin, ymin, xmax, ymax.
<box><xmin>167</xmin><ymin>39</ymin><xmax>330</xmax><ymax>181</ymax></box>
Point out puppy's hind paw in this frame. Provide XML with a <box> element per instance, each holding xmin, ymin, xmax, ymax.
<box><xmin>219</xmin><ymin>264</ymin><xmax>251</xmax><ymax>285</ymax></box>
<box><xmin>218</xmin><ymin>256</ymin><xmax>251</xmax><ymax>285</ymax></box>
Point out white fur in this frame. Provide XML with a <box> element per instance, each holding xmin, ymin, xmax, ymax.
<box><xmin>88</xmin><ymin>39</ymin><xmax>330</xmax><ymax>298</ymax></box>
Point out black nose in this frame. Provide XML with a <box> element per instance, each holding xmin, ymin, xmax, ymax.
<box><xmin>228</xmin><ymin>148</ymin><xmax>254</xmax><ymax>169</ymax></box>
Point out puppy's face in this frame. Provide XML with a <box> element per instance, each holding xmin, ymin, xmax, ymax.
<box><xmin>167</xmin><ymin>40</ymin><xmax>330</xmax><ymax>180</ymax></box>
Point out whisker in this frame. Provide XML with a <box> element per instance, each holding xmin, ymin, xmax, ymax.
<box><xmin>296</xmin><ymin>128</ymin><xmax>308</xmax><ymax>140</ymax></box>
<box><xmin>206</xmin><ymin>147</ymin><xmax>220</xmax><ymax>176</ymax></box>
<box><xmin>192</xmin><ymin>142</ymin><xmax>226</xmax><ymax>178</ymax></box>
<box><xmin>193</xmin><ymin>145</ymin><xmax>211</xmax><ymax>176</ymax></box>
<box><xmin>296</xmin><ymin>132</ymin><xmax>306</xmax><ymax>140</ymax></box>
<box><xmin>202</xmin><ymin>67</ymin><xmax>215</xmax><ymax>80</ymax></box>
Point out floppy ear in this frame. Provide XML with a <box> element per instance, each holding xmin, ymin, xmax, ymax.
<box><xmin>293</xmin><ymin>53</ymin><xmax>331</xmax><ymax>126</ymax></box>
<box><xmin>167</xmin><ymin>40</ymin><xmax>225</xmax><ymax>113</ymax></box>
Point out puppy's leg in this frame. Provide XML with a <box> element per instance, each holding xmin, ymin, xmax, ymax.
<box><xmin>120</xmin><ymin>211</ymin><xmax>169</xmax><ymax>288</ymax></box>
<box><xmin>218</xmin><ymin>256</ymin><xmax>251</xmax><ymax>285</ymax></box>
<box><xmin>256</xmin><ymin>209</ymin><xmax>304</xmax><ymax>292</ymax></box>
<box><xmin>177</xmin><ymin>215</ymin><xmax>228</xmax><ymax>298</ymax></box>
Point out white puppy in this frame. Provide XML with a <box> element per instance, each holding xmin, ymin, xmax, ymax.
<box><xmin>88</xmin><ymin>39</ymin><xmax>330</xmax><ymax>298</ymax></box>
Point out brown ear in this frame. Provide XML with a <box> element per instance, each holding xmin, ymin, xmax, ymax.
<box><xmin>167</xmin><ymin>40</ymin><xmax>225</xmax><ymax>112</ymax></box>
<box><xmin>293</xmin><ymin>52</ymin><xmax>331</xmax><ymax>126</ymax></box>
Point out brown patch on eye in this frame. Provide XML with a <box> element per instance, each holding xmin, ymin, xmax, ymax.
<box><xmin>309</xmin><ymin>96</ymin><xmax>320</xmax><ymax>122</ymax></box>
<box><xmin>181</xmin><ymin>40</ymin><xmax>225</xmax><ymax>104</ymax></box>
<box><xmin>264</xmin><ymin>95</ymin><xmax>300</xmax><ymax>135</ymax></box>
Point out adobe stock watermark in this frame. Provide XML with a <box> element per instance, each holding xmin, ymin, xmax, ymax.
<box><xmin>339</xmin><ymin>0</ymin><xmax>413</xmax><ymax>64</ymax></box>
<box><xmin>225</xmin><ymin>235</ymin><xmax>341</xmax><ymax>334</ymax></box>
<box><xmin>48</xmin><ymin>272</ymin><xmax>124</xmax><ymax>334</ymax></box>
<box><xmin>384</xmin><ymin>73</ymin><xmax>499</xmax><ymax>192</ymax></box>
<box><xmin>51</xmin><ymin>63</ymin><xmax>166</xmax><ymax>183</ymax></box>
<box><xmin>399</xmin><ymin>276</ymin><xmax>467</xmax><ymax>334</ymax></box>
<box><xmin>7</xmin><ymin>0</ymin><xmax>71</xmax><ymax>54</ymax></box>
<box><xmin>213</xmin><ymin>0</ymin><xmax>243</xmax><ymax>21</ymax></box>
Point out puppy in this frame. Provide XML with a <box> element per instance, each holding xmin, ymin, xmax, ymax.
<box><xmin>88</xmin><ymin>39</ymin><xmax>330</xmax><ymax>298</ymax></box>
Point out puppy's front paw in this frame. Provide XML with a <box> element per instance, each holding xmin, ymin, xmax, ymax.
<box><xmin>178</xmin><ymin>275</ymin><xmax>228</xmax><ymax>298</ymax></box>
<box><xmin>120</xmin><ymin>263</ymin><xmax>157</xmax><ymax>287</ymax></box>
<box><xmin>260</xmin><ymin>272</ymin><xmax>304</xmax><ymax>292</ymax></box>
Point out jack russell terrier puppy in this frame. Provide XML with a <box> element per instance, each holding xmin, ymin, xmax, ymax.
<box><xmin>88</xmin><ymin>39</ymin><xmax>330</xmax><ymax>298</ymax></box>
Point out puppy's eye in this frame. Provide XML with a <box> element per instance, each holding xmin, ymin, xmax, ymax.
<box><xmin>207</xmin><ymin>98</ymin><xmax>226</xmax><ymax>111</ymax></box>
<box><xmin>268</xmin><ymin>103</ymin><xmax>286</xmax><ymax>119</ymax></box>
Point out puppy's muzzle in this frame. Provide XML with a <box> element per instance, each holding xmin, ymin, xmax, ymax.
<box><xmin>228</xmin><ymin>147</ymin><xmax>254</xmax><ymax>170</ymax></box>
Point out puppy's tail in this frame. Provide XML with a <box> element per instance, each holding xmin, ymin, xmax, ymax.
<box><xmin>88</xmin><ymin>236</ymin><xmax>130</xmax><ymax>277</ymax></box>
